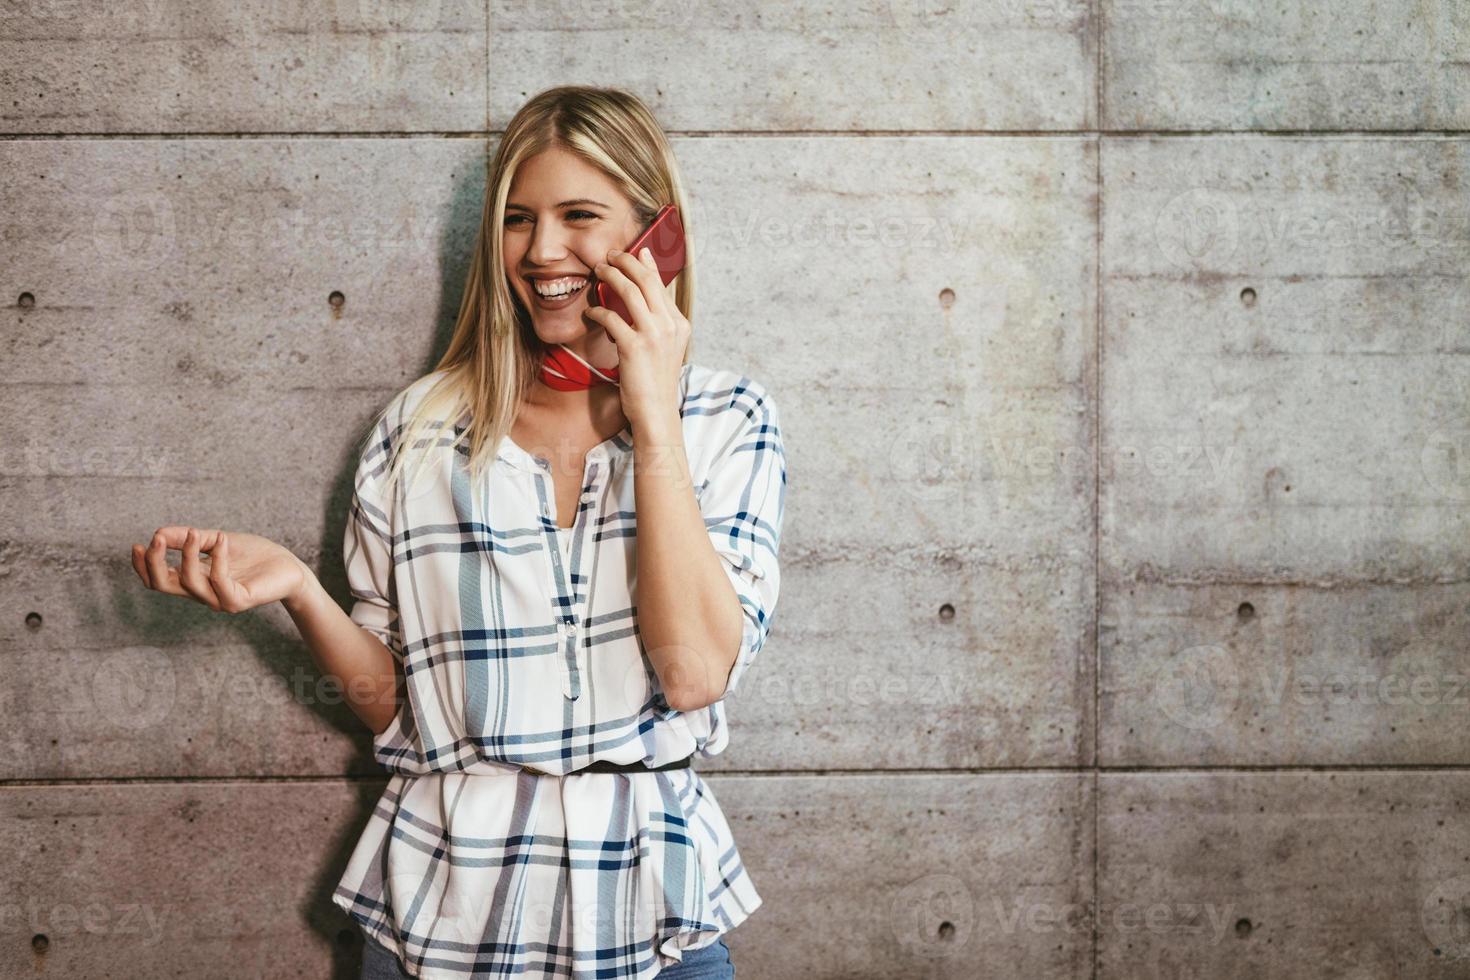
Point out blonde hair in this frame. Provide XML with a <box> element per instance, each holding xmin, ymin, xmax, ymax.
<box><xmin>363</xmin><ymin>85</ymin><xmax>696</xmax><ymax>504</ymax></box>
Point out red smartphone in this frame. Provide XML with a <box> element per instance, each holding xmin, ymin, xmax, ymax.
<box><xmin>589</xmin><ymin>204</ymin><xmax>686</xmax><ymax>323</ymax></box>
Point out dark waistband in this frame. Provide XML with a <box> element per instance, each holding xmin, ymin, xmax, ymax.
<box><xmin>575</xmin><ymin>753</ymin><xmax>693</xmax><ymax>774</ymax></box>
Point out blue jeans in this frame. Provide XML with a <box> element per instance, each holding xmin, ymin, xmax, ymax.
<box><xmin>359</xmin><ymin>929</ymin><xmax>735</xmax><ymax>979</ymax></box>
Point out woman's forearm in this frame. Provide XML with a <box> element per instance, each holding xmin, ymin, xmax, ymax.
<box><xmin>282</xmin><ymin>572</ymin><xmax>402</xmax><ymax>736</ymax></box>
<box><xmin>632</xmin><ymin>408</ymin><xmax>744</xmax><ymax>712</ymax></box>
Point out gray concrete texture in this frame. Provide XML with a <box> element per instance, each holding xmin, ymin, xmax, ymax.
<box><xmin>0</xmin><ymin>0</ymin><xmax>1466</xmax><ymax>977</ymax></box>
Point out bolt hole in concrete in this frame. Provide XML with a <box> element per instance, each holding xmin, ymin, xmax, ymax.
<box><xmin>1236</xmin><ymin>601</ymin><xmax>1254</xmax><ymax>621</ymax></box>
<box><xmin>31</xmin><ymin>934</ymin><xmax>48</xmax><ymax>953</ymax></box>
<box><xmin>937</xmin><ymin>920</ymin><xmax>956</xmax><ymax>941</ymax></box>
<box><xmin>18</xmin><ymin>291</ymin><xmax>34</xmax><ymax>308</ymax></box>
<box><xmin>1234</xmin><ymin>917</ymin><xmax>1253</xmax><ymax>937</ymax></box>
<box><xmin>1240</xmin><ymin>286</ymin><xmax>1257</xmax><ymax>307</ymax></box>
<box><xmin>329</xmin><ymin>290</ymin><xmax>345</xmax><ymax>309</ymax></box>
<box><xmin>25</xmin><ymin>612</ymin><xmax>42</xmax><ymax>630</ymax></box>
<box><xmin>939</xmin><ymin>287</ymin><xmax>955</xmax><ymax>309</ymax></box>
<box><xmin>938</xmin><ymin>603</ymin><xmax>955</xmax><ymax>621</ymax></box>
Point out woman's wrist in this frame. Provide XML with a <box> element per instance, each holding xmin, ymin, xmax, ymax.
<box><xmin>282</xmin><ymin>558</ymin><xmax>325</xmax><ymax>616</ymax></box>
<box><xmin>629</xmin><ymin>405</ymin><xmax>684</xmax><ymax>450</ymax></box>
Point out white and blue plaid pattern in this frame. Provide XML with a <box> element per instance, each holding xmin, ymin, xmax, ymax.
<box><xmin>331</xmin><ymin>362</ymin><xmax>785</xmax><ymax>979</ymax></box>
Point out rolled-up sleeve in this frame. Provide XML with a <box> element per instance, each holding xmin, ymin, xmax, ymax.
<box><xmin>343</xmin><ymin>427</ymin><xmax>405</xmax><ymax>663</ymax></box>
<box><xmin>699</xmin><ymin>380</ymin><xmax>787</xmax><ymax>701</ymax></box>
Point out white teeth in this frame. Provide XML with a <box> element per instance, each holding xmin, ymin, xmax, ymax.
<box><xmin>532</xmin><ymin>276</ymin><xmax>587</xmax><ymax>298</ymax></box>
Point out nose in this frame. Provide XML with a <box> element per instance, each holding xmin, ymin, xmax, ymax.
<box><xmin>526</xmin><ymin>218</ymin><xmax>572</xmax><ymax>267</ymax></box>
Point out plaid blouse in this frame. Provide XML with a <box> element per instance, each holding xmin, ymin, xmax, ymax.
<box><xmin>330</xmin><ymin>361</ymin><xmax>786</xmax><ymax>979</ymax></box>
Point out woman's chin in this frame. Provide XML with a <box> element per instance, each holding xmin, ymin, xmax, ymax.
<box><xmin>529</xmin><ymin>308</ymin><xmax>590</xmax><ymax>339</ymax></box>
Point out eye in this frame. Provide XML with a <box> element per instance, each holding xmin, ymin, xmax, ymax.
<box><xmin>566</xmin><ymin>210</ymin><xmax>599</xmax><ymax>222</ymax></box>
<box><xmin>503</xmin><ymin>214</ymin><xmax>530</xmax><ymax>227</ymax></box>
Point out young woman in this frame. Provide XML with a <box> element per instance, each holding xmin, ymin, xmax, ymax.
<box><xmin>129</xmin><ymin>86</ymin><xmax>786</xmax><ymax>979</ymax></box>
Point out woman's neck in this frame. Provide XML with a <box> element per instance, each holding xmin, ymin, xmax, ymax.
<box><xmin>523</xmin><ymin>377</ymin><xmax>627</xmax><ymax>436</ymax></box>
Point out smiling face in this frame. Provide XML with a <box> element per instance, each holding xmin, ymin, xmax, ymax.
<box><xmin>502</xmin><ymin>145</ymin><xmax>645</xmax><ymax>360</ymax></box>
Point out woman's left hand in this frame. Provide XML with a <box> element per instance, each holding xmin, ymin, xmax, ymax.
<box><xmin>583</xmin><ymin>246</ymin><xmax>690</xmax><ymax>429</ymax></box>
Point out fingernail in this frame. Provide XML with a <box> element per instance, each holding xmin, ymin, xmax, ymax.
<box><xmin>609</xmin><ymin>248</ymin><xmax>623</xmax><ymax>256</ymax></box>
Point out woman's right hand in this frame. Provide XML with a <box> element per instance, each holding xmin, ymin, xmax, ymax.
<box><xmin>131</xmin><ymin>526</ymin><xmax>313</xmax><ymax>614</ymax></box>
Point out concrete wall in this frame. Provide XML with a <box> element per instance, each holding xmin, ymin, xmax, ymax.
<box><xmin>2</xmin><ymin>1</ymin><xmax>1467</xmax><ymax>977</ymax></box>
